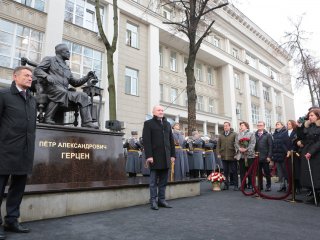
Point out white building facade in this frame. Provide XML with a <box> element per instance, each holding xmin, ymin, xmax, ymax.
<box><xmin>0</xmin><ymin>0</ymin><xmax>295</xmax><ymax>137</ymax></box>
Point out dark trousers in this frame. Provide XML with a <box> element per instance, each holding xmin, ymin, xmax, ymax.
<box><xmin>258</xmin><ymin>162</ymin><xmax>271</xmax><ymax>188</ymax></box>
<box><xmin>0</xmin><ymin>174</ymin><xmax>27</xmax><ymax>224</ymax></box>
<box><xmin>223</xmin><ymin>160</ymin><xmax>238</xmax><ymax>187</ymax></box>
<box><xmin>239</xmin><ymin>158</ymin><xmax>254</xmax><ymax>188</ymax></box>
<box><xmin>149</xmin><ymin>169</ymin><xmax>168</xmax><ymax>202</ymax></box>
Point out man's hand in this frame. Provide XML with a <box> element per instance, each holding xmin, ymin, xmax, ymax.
<box><xmin>305</xmin><ymin>153</ymin><xmax>311</xmax><ymax>161</ymax></box>
<box><xmin>297</xmin><ymin>140</ymin><xmax>304</xmax><ymax>148</ymax></box>
<box><xmin>266</xmin><ymin>157</ymin><xmax>271</xmax><ymax>163</ymax></box>
<box><xmin>171</xmin><ymin>157</ymin><xmax>175</xmax><ymax>163</ymax></box>
<box><xmin>146</xmin><ymin>157</ymin><xmax>153</xmax><ymax>164</ymax></box>
<box><xmin>86</xmin><ymin>71</ymin><xmax>95</xmax><ymax>79</ymax></box>
<box><xmin>286</xmin><ymin>151</ymin><xmax>291</xmax><ymax>158</ymax></box>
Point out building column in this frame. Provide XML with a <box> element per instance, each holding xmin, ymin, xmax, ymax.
<box><xmin>175</xmin><ymin>115</ymin><xmax>180</xmax><ymax>123</ymax></box>
<box><xmin>148</xmin><ymin>24</ymin><xmax>160</xmax><ymax>114</ymax></box>
<box><xmin>270</xmin><ymin>87</ymin><xmax>277</xmax><ymax>125</ymax></box>
<box><xmin>203</xmin><ymin>121</ymin><xmax>208</xmax><ymax>136</ymax></box>
<box><xmin>221</xmin><ymin>64</ymin><xmax>237</xmax><ymax>128</ymax></box>
<box><xmin>215</xmin><ymin>123</ymin><xmax>219</xmax><ymax>135</ymax></box>
<box><xmin>258</xmin><ymin>80</ymin><xmax>265</xmax><ymax>122</ymax></box>
<box><xmin>243</xmin><ymin>73</ymin><xmax>253</xmax><ymax>129</ymax></box>
<box><xmin>43</xmin><ymin>1</ymin><xmax>66</xmax><ymax>55</ymax></box>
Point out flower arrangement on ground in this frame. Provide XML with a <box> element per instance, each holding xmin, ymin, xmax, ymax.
<box><xmin>207</xmin><ymin>171</ymin><xmax>226</xmax><ymax>183</ymax></box>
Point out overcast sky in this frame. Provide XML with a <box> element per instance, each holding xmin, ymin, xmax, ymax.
<box><xmin>234</xmin><ymin>0</ymin><xmax>320</xmax><ymax>119</ymax></box>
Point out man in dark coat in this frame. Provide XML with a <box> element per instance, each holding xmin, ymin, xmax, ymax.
<box><xmin>142</xmin><ymin>105</ymin><xmax>175</xmax><ymax>210</ymax></box>
<box><xmin>216</xmin><ymin>122</ymin><xmax>237</xmax><ymax>190</ymax></box>
<box><xmin>33</xmin><ymin>43</ymin><xmax>98</xmax><ymax>128</ymax></box>
<box><xmin>0</xmin><ymin>66</ymin><xmax>37</xmax><ymax>238</ymax></box>
<box><xmin>255</xmin><ymin>121</ymin><xmax>273</xmax><ymax>191</ymax></box>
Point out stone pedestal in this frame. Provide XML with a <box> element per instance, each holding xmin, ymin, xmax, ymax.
<box><xmin>28</xmin><ymin>124</ymin><xmax>126</xmax><ymax>185</ymax></box>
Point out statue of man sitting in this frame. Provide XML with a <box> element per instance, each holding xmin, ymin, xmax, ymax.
<box><xmin>33</xmin><ymin>43</ymin><xmax>98</xmax><ymax>129</ymax></box>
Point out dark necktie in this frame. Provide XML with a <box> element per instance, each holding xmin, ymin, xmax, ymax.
<box><xmin>20</xmin><ymin>91</ymin><xmax>26</xmax><ymax>100</ymax></box>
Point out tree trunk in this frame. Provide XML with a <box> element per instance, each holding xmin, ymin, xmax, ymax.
<box><xmin>107</xmin><ymin>50</ymin><xmax>117</xmax><ymax>120</ymax></box>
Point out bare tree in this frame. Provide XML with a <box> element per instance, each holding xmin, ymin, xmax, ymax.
<box><xmin>161</xmin><ymin>0</ymin><xmax>228</xmax><ymax>135</ymax></box>
<box><xmin>95</xmin><ymin>0</ymin><xmax>118</xmax><ymax>120</ymax></box>
<box><xmin>282</xmin><ymin>16</ymin><xmax>319</xmax><ymax>107</ymax></box>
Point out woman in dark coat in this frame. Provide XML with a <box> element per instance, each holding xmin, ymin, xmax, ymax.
<box><xmin>286</xmin><ymin>120</ymin><xmax>300</xmax><ymax>192</ymax></box>
<box><xmin>272</xmin><ymin>122</ymin><xmax>289</xmax><ymax>192</ymax></box>
<box><xmin>298</xmin><ymin>109</ymin><xmax>320</xmax><ymax>204</ymax></box>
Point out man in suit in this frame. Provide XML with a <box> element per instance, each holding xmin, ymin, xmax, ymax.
<box><xmin>33</xmin><ymin>43</ymin><xmax>98</xmax><ymax>128</ymax></box>
<box><xmin>142</xmin><ymin>105</ymin><xmax>175</xmax><ymax>210</ymax></box>
<box><xmin>0</xmin><ymin>66</ymin><xmax>37</xmax><ymax>239</ymax></box>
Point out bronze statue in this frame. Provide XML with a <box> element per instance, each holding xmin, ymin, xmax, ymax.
<box><xmin>33</xmin><ymin>43</ymin><xmax>98</xmax><ymax>129</ymax></box>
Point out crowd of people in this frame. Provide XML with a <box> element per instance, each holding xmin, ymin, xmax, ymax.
<box><xmin>124</xmin><ymin>107</ymin><xmax>320</xmax><ymax>206</ymax></box>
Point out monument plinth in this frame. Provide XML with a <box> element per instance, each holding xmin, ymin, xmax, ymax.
<box><xmin>28</xmin><ymin>124</ymin><xmax>126</xmax><ymax>185</ymax></box>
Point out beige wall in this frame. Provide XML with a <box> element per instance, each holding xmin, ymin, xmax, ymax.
<box><xmin>117</xmin><ymin>14</ymin><xmax>149</xmax><ymax>137</ymax></box>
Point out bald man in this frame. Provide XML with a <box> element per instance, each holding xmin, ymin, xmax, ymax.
<box><xmin>142</xmin><ymin>106</ymin><xmax>175</xmax><ymax>210</ymax></box>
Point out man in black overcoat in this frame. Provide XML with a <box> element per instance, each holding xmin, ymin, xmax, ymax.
<box><xmin>0</xmin><ymin>66</ymin><xmax>37</xmax><ymax>238</ymax></box>
<box><xmin>142</xmin><ymin>105</ymin><xmax>175</xmax><ymax>210</ymax></box>
<box><xmin>33</xmin><ymin>43</ymin><xmax>98</xmax><ymax>128</ymax></box>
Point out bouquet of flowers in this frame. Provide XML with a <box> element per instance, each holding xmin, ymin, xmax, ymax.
<box><xmin>239</xmin><ymin>137</ymin><xmax>250</xmax><ymax>148</ymax></box>
<box><xmin>207</xmin><ymin>172</ymin><xmax>226</xmax><ymax>183</ymax></box>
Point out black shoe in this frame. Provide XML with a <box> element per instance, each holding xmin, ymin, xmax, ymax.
<box><xmin>0</xmin><ymin>226</ymin><xmax>5</xmax><ymax>240</ymax></box>
<box><xmin>150</xmin><ymin>201</ymin><xmax>159</xmax><ymax>210</ymax></box>
<box><xmin>158</xmin><ymin>200</ymin><xmax>172</xmax><ymax>208</ymax></box>
<box><xmin>277</xmin><ymin>186</ymin><xmax>286</xmax><ymax>192</ymax></box>
<box><xmin>4</xmin><ymin>222</ymin><xmax>30</xmax><ymax>233</ymax></box>
<box><xmin>306</xmin><ymin>191</ymin><xmax>313</xmax><ymax>197</ymax></box>
<box><xmin>265</xmin><ymin>187</ymin><xmax>271</xmax><ymax>192</ymax></box>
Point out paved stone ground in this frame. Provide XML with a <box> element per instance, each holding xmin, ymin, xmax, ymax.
<box><xmin>5</xmin><ymin>182</ymin><xmax>319</xmax><ymax>240</ymax></box>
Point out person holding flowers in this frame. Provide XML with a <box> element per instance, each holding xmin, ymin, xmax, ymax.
<box><xmin>235</xmin><ymin>121</ymin><xmax>256</xmax><ymax>190</ymax></box>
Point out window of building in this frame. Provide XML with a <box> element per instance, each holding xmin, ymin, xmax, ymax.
<box><xmin>125</xmin><ymin>67</ymin><xmax>138</xmax><ymax>96</ymax></box>
<box><xmin>259</xmin><ymin>61</ymin><xmax>269</xmax><ymax>76</ymax></box>
<box><xmin>15</xmin><ymin>0</ymin><xmax>46</xmax><ymax>11</ymax></box>
<box><xmin>265</xmin><ymin>109</ymin><xmax>271</xmax><ymax>128</ymax></box>
<box><xmin>64</xmin><ymin>0</ymin><xmax>104</xmax><ymax>32</ymax></box>
<box><xmin>197</xmin><ymin>95</ymin><xmax>204</xmax><ymax>111</ymax></box>
<box><xmin>263</xmin><ymin>86</ymin><xmax>270</xmax><ymax>102</ymax></box>
<box><xmin>162</xmin><ymin>7</ymin><xmax>172</xmax><ymax>20</ymax></box>
<box><xmin>170</xmin><ymin>87</ymin><xmax>178</xmax><ymax>104</ymax></box>
<box><xmin>271</xmin><ymin>69</ymin><xmax>280</xmax><ymax>83</ymax></box>
<box><xmin>251</xmin><ymin>104</ymin><xmax>259</xmax><ymax>124</ymax></box>
<box><xmin>0</xmin><ymin>18</ymin><xmax>43</xmax><ymax>69</ymax></box>
<box><xmin>212</xmin><ymin>37</ymin><xmax>220</xmax><ymax>48</ymax></box>
<box><xmin>208</xmin><ymin>98</ymin><xmax>215</xmax><ymax>113</ymax></box>
<box><xmin>183</xmin><ymin>57</ymin><xmax>188</xmax><ymax>75</ymax></box>
<box><xmin>234</xmin><ymin>72</ymin><xmax>240</xmax><ymax>89</ymax></box>
<box><xmin>232</xmin><ymin>48</ymin><xmax>239</xmax><ymax>59</ymax></box>
<box><xmin>207</xmin><ymin>67</ymin><xmax>214</xmax><ymax>85</ymax></box>
<box><xmin>246</xmin><ymin>52</ymin><xmax>257</xmax><ymax>69</ymax></box>
<box><xmin>170</xmin><ymin>51</ymin><xmax>177</xmax><ymax>72</ymax></box>
<box><xmin>126</xmin><ymin>22</ymin><xmax>139</xmax><ymax>48</ymax></box>
<box><xmin>159</xmin><ymin>46</ymin><xmax>163</xmax><ymax>67</ymax></box>
<box><xmin>195</xmin><ymin>63</ymin><xmax>202</xmax><ymax>81</ymax></box>
<box><xmin>249</xmin><ymin>79</ymin><xmax>258</xmax><ymax>97</ymax></box>
<box><xmin>63</xmin><ymin>40</ymin><xmax>103</xmax><ymax>81</ymax></box>
<box><xmin>236</xmin><ymin>103</ymin><xmax>242</xmax><ymax>120</ymax></box>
